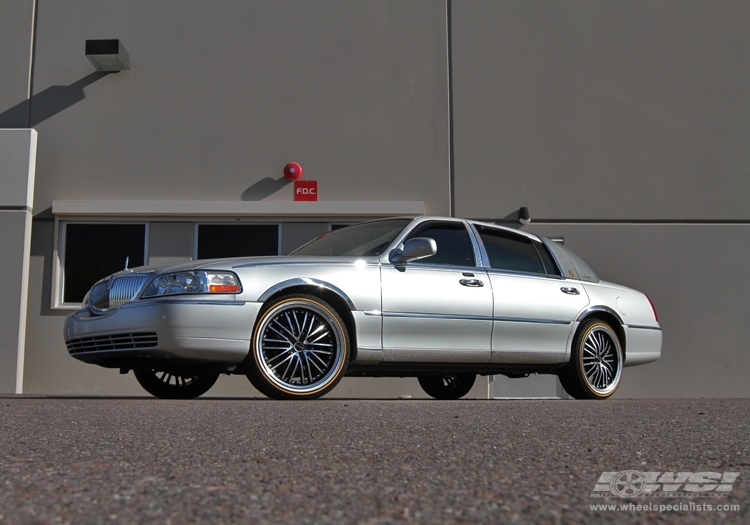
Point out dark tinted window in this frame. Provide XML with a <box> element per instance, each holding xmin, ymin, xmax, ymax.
<box><xmin>535</xmin><ymin>243</ymin><xmax>560</xmax><ymax>276</ymax></box>
<box><xmin>197</xmin><ymin>224</ymin><xmax>279</xmax><ymax>259</ymax></box>
<box><xmin>409</xmin><ymin>222</ymin><xmax>475</xmax><ymax>267</ymax></box>
<box><xmin>63</xmin><ymin>223</ymin><xmax>146</xmax><ymax>303</ymax></box>
<box><xmin>477</xmin><ymin>227</ymin><xmax>546</xmax><ymax>274</ymax></box>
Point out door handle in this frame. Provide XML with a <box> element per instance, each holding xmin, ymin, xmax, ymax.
<box><xmin>560</xmin><ymin>287</ymin><xmax>579</xmax><ymax>295</ymax></box>
<box><xmin>460</xmin><ymin>279</ymin><xmax>484</xmax><ymax>287</ymax></box>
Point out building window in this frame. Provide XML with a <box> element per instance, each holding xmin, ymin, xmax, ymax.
<box><xmin>62</xmin><ymin>223</ymin><xmax>147</xmax><ymax>303</ymax></box>
<box><xmin>196</xmin><ymin>224</ymin><xmax>280</xmax><ymax>259</ymax></box>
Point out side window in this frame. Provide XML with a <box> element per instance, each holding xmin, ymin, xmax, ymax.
<box><xmin>62</xmin><ymin>223</ymin><xmax>147</xmax><ymax>303</ymax></box>
<box><xmin>408</xmin><ymin>222</ymin><xmax>475</xmax><ymax>267</ymax></box>
<box><xmin>477</xmin><ymin>226</ymin><xmax>553</xmax><ymax>275</ymax></box>
<box><xmin>197</xmin><ymin>224</ymin><xmax>279</xmax><ymax>259</ymax></box>
<box><xmin>535</xmin><ymin>243</ymin><xmax>561</xmax><ymax>276</ymax></box>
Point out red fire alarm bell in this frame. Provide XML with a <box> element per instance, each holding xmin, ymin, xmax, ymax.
<box><xmin>284</xmin><ymin>162</ymin><xmax>303</xmax><ymax>181</ymax></box>
<box><xmin>294</xmin><ymin>180</ymin><xmax>318</xmax><ymax>201</ymax></box>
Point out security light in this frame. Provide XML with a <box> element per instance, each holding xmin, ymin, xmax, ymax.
<box><xmin>85</xmin><ymin>39</ymin><xmax>130</xmax><ymax>71</ymax></box>
<box><xmin>519</xmin><ymin>206</ymin><xmax>531</xmax><ymax>225</ymax></box>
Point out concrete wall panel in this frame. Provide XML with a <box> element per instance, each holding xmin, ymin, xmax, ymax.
<box><xmin>0</xmin><ymin>0</ymin><xmax>34</xmax><ymax>128</ymax></box>
<box><xmin>148</xmin><ymin>222</ymin><xmax>194</xmax><ymax>266</ymax></box>
<box><xmin>0</xmin><ymin>212</ymin><xmax>30</xmax><ymax>392</ymax></box>
<box><xmin>30</xmin><ymin>0</ymin><xmax>450</xmax><ymax>214</ymax></box>
<box><xmin>453</xmin><ymin>1</ymin><xmax>750</xmax><ymax>220</ymax></box>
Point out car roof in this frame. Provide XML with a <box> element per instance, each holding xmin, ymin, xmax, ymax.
<box><xmin>407</xmin><ymin>216</ymin><xmax>542</xmax><ymax>242</ymax></box>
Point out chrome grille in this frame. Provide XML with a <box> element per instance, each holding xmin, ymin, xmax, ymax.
<box><xmin>90</xmin><ymin>274</ymin><xmax>149</xmax><ymax>312</ymax></box>
<box><xmin>66</xmin><ymin>332</ymin><xmax>158</xmax><ymax>354</ymax></box>
<box><xmin>109</xmin><ymin>274</ymin><xmax>149</xmax><ymax>307</ymax></box>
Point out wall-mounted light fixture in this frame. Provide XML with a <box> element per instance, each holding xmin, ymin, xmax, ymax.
<box><xmin>85</xmin><ymin>39</ymin><xmax>130</xmax><ymax>71</ymax></box>
<box><xmin>518</xmin><ymin>207</ymin><xmax>531</xmax><ymax>225</ymax></box>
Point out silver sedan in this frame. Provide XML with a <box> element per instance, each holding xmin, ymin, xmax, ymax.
<box><xmin>63</xmin><ymin>217</ymin><xmax>661</xmax><ymax>400</ymax></box>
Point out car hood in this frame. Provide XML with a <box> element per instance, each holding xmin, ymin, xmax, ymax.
<box><xmin>127</xmin><ymin>255</ymin><xmax>381</xmax><ymax>274</ymax></box>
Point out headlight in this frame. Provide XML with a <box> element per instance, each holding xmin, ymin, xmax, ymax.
<box><xmin>142</xmin><ymin>271</ymin><xmax>241</xmax><ymax>298</ymax></box>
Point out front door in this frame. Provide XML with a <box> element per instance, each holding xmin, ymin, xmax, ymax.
<box><xmin>380</xmin><ymin>221</ymin><xmax>493</xmax><ymax>363</ymax></box>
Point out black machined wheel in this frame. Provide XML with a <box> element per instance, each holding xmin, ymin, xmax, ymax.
<box><xmin>417</xmin><ymin>374</ymin><xmax>476</xmax><ymax>400</ymax></box>
<box><xmin>558</xmin><ymin>319</ymin><xmax>623</xmax><ymax>400</ymax></box>
<box><xmin>247</xmin><ymin>294</ymin><xmax>350</xmax><ymax>400</ymax></box>
<box><xmin>134</xmin><ymin>368</ymin><xmax>219</xmax><ymax>399</ymax></box>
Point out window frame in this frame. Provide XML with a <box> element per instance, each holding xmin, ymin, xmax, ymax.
<box><xmin>53</xmin><ymin>219</ymin><xmax>150</xmax><ymax>310</ymax></box>
<box><xmin>471</xmin><ymin>224</ymin><xmax>563</xmax><ymax>279</ymax></box>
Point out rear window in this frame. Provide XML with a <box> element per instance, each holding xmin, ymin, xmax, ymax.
<box><xmin>542</xmin><ymin>239</ymin><xmax>599</xmax><ymax>282</ymax></box>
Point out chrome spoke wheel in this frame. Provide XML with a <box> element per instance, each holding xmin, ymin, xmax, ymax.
<box><xmin>253</xmin><ymin>297</ymin><xmax>347</xmax><ymax>396</ymax></box>
<box><xmin>133</xmin><ymin>368</ymin><xmax>219</xmax><ymax>399</ymax></box>
<box><xmin>579</xmin><ymin>323</ymin><xmax>622</xmax><ymax>396</ymax></box>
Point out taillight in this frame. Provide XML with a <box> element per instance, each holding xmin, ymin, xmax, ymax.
<box><xmin>647</xmin><ymin>296</ymin><xmax>659</xmax><ymax>323</ymax></box>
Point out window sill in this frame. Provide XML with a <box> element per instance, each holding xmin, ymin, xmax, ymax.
<box><xmin>51</xmin><ymin>200</ymin><xmax>425</xmax><ymax>219</ymax></box>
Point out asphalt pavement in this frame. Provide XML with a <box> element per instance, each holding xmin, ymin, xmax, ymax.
<box><xmin>0</xmin><ymin>398</ymin><xmax>747</xmax><ymax>524</ymax></box>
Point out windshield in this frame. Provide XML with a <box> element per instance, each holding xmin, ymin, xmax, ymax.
<box><xmin>290</xmin><ymin>219</ymin><xmax>412</xmax><ymax>256</ymax></box>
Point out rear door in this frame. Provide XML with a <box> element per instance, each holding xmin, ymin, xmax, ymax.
<box><xmin>473</xmin><ymin>225</ymin><xmax>589</xmax><ymax>364</ymax></box>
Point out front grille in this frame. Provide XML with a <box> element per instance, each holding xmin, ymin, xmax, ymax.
<box><xmin>66</xmin><ymin>332</ymin><xmax>158</xmax><ymax>355</ymax></box>
<box><xmin>90</xmin><ymin>274</ymin><xmax>150</xmax><ymax>311</ymax></box>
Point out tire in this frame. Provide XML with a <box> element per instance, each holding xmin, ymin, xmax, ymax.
<box><xmin>417</xmin><ymin>374</ymin><xmax>476</xmax><ymax>400</ymax></box>
<box><xmin>558</xmin><ymin>319</ymin><xmax>623</xmax><ymax>399</ymax></box>
<box><xmin>134</xmin><ymin>368</ymin><xmax>219</xmax><ymax>399</ymax></box>
<box><xmin>247</xmin><ymin>294</ymin><xmax>350</xmax><ymax>400</ymax></box>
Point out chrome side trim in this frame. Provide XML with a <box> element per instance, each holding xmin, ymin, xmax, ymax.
<box><xmin>404</xmin><ymin>262</ymin><xmax>482</xmax><ymax>272</ymax></box>
<box><xmin>575</xmin><ymin>305</ymin><xmax>624</xmax><ymax>325</ymax></box>
<box><xmin>485</xmin><ymin>267</ymin><xmax>564</xmax><ymax>281</ymax></box>
<box><xmin>493</xmin><ymin>316</ymin><xmax>571</xmax><ymax>325</ymax></box>
<box><xmin>626</xmin><ymin>324</ymin><xmax>662</xmax><ymax>331</ymax></box>
<box><xmin>363</xmin><ymin>310</ymin><xmax>383</xmax><ymax>316</ymax></box>
<box><xmin>383</xmin><ymin>311</ymin><xmax>493</xmax><ymax>321</ymax></box>
<box><xmin>121</xmin><ymin>300</ymin><xmax>247</xmax><ymax>309</ymax></box>
<box><xmin>380</xmin><ymin>311</ymin><xmax>569</xmax><ymax>325</ymax></box>
<box><xmin>257</xmin><ymin>278</ymin><xmax>357</xmax><ymax>310</ymax></box>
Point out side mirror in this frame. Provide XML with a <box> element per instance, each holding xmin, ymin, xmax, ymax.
<box><xmin>389</xmin><ymin>237</ymin><xmax>437</xmax><ymax>265</ymax></box>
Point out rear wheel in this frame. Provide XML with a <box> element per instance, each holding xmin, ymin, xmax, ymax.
<box><xmin>134</xmin><ymin>368</ymin><xmax>219</xmax><ymax>399</ymax></box>
<box><xmin>558</xmin><ymin>319</ymin><xmax>623</xmax><ymax>399</ymax></box>
<box><xmin>418</xmin><ymin>374</ymin><xmax>476</xmax><ymax>400</ymax></box>
<box><xmin>247</xmin><ymin>294</ymin><xmax>350</xmax><ymax>400</ymax></box>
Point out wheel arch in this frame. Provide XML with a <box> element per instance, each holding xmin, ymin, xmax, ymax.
<box><xmin>256</xmin><ymin>279</ymin><xmax>358</xmax><ymax>362</ymax></box>
<box><xmin>575</xmin><ymin>306</ymin><xmax>626</xmax><ymax>359</ymax></box>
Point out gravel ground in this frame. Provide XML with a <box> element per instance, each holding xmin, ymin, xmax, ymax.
<box><xmin>0</xmin><ymin>397</ymin><xmax>747</xmax><ymax>524</ymax></box>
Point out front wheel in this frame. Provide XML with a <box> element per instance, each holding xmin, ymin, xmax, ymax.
<box><xmin>247</xmin><ymin>294</ymin><xmax>350</xmax><ymax>400</ymax></box>
<box><xmin>418</xmin><ymin>374</ymin><xmax>476</xmax><ymax>400</ymax></box>
<box><xmin>134</xmin><ymin>368</ymin><xmax>219</xmax><ymax>399</ymax></box>
<box><xmin>558</xmin><ymin>319</ymin><xmax>623</xmax><ymax>399</ymax></box>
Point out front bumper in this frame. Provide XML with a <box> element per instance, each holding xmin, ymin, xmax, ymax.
<box><xmin>64</xmin><ymin>299</ymin><xmax>262</xmax><ymax>367</ymax></box>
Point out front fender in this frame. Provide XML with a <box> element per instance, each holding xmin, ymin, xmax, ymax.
<box><xmin>256</xmin><ymin>277</ymin><xmax>357</xmax><ymax>310</ymax></box>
